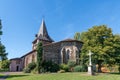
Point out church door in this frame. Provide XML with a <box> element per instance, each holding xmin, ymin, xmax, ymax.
<box><xmin>16</xmin><ymin>66</ymin><xmax>19</xmax><ymax>71</ymax></box>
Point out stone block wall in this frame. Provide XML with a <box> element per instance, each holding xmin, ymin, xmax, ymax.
<box><xmin>10</xmin><ymin>59</ymin><xmax>22</xmax><ymax>72</ymax></box>
<box><xmin>24</xmin><ymin>51</ymin><xmax>37</xmax><ymax>68</ymax></box>
<box><xmin>43</xmin><ymin>42</ymin><xmax>61</xmax><ymax>64</ymax></box>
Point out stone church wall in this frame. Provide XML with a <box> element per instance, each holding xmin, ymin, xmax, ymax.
<box><xmin>43</xmin><ymin>41</ymin><xmax>83</xmax><ymax>64</ymax></box>
<box><xmin>10</xmin><ymin>59</ymin><xmax>22</xmax><ymax>72</ymax></box>
<box><xmin>43</xmin><ymin>42</ymin><xmax>61</xmax><ymax>64</ymax></box>
<box><xmin>24</xmin><ymin>51</ymin><xmax>37</xmax><ymax>68</ymax></box>
<box><xmin>60</xmin><ymin>41</ymin><xmax>82</xmax><ymax>64</ymax></box>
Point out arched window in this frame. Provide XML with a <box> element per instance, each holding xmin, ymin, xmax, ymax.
<box><xmin>62</xmin><ymin>48</ymin><xmax>66</xmax><ymax>64</ymax></box>
<box><xmin>67</xmin><ymin>49</ymin><xmax>70</xmax><ymax>60</ymax></box>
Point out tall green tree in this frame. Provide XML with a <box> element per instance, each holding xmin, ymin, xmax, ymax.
<box><xmin>0</xmin><ymin>44</ymin><xmax>8</xmax><ymax>60</ymax></box>
<box><xmin>74</xmin><ymin>32</ymin><xmax>81</xmax><ymax>41</ymax></box>
<box><xmin>0</xmin><ymin>19</ymin><xmax>7</xmax><ymax>61</ymax></box>
<box><xmin>77</xmin><ymin>25</ymin><xmax>120</xmax><ymax>72</ymax></box>
<box><xmin>37</xmin><ymin>41</ymin><xmax>43</xmax><ymax>73</ymax></box>
<box><xmin>112</xmin><ymin>34</ymin><xmax>120</xmax><ymax>72</ymax></box>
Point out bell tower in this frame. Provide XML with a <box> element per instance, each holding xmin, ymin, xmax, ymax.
<box><xmin>32</xmin><ymin>19</ymin><xmax>54</xmax><ymax>50</ymax></box>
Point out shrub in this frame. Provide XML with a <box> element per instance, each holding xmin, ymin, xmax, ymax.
<box><xmin>23</xmin><ymin>62</ymin><xmax>36</xmax><ymax>73</ymax></box>
<box><xmin>74</xmin><ymin>65</ymin><xmax>87</xmax><ymax>72</ymax></box>
<box><xmin>58</xmin><ymin>70</ymin><xmax>65</xmax><ymax>73</ymax></box>
<box><xmin>1</xmin><ymin>60</ymin><xmax>10</xmax><ymax>69</ymax></box>
<box><xmin>67</xmin><ymin>61</ymin><xmax>76</xmax><ymax>72</ymax></box>
<box><xmin>68</xmin><ymin>61</ymin><xmax>76</xmax><ymax>68</ymax></box>
<box><xmin>50</xmin><ymin>63</ymin><xmax>60</xmax><ymax>72</ymax></box>
<box><xmin>74</xmin><ymin>65</ymin><xmax>82</xmax><ymax>72</ymax></box>
<box><xmin>28</xmin><ymin>62</ymin><xmax>36</xmax><ymax>70</ymax></box>
<box><xmin>31</xmin><ymin>67</ymin><xmax>38</xmax><ymax>74</ymax></box>
<box><xmin>23</xmin><ymin>68</ymin><xmax>30</xmax><ymax>73</ymax></box>
<box><xmin>82</xmin><ymin>65</ymin><xmax>87</xmax><ymax>72</ymax></box>
<box><xmin>60</xmin><ymin>64</ymin><xmax>69</xmax><ymax>72</ymax></box>
<box><xmin>42</xmin><ymin>61</ymin><xmax>60</xmax><ymax>72</ymax></box>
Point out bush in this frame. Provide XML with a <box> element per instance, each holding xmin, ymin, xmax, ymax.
<box><xmin>67</xmin><ymin>61</ymin><xmax>76</xmax><ymax>72</ymax></box>
<box><xmin>58</xmin><ymin>70</ymin><xmax>65</xmax><ymax>73</ymax></box>
<box><xmin>42</xmin><ymin>61</ymin><xmax>60</xmax><ymax>72</ymax></box>
<box><xmin>23</xmin><ymin>62</ymin><xmax>36</xmax><ymax>73</ymax></box>
<box><xmin>60</xmin><ymin>64</ymin><xmax>69</xmax><ymax>72</ymax></box>
<box><xmin>23</xmin><ymin>68</ymin><xmax>30</xmax><ymax>73</ymax></box>
<box><xmin>50</xmin><ymin>63</ymin><xmax>60</xmax><ymax>72</ymax></box>
<box><xmin>74</xmin><ymin>65</ymin><xmax>87</xmax><ymax>72</ymax></box>
<box><xmin>1</xmin><ymin>60</ymin><xmax>10</xmax><ymax>69</ymax></box>
<box><xmin>74</xmin><ymin>65</ymin><xmax>82</xmax><ymax>72</ymax></box>
<box><xmin>28</xmin><ymin>62</ymin><xmax>36</xmax><ymax>70</ymax></box>
<box><xmin>31</xmin><ymin>67</ymin><xmax>38</xmax><ymax>74</ymax></box>
<box><xmin>68</xmin><ymin>61</ymin><xmax>76</xmax><ymax>68</ymax></box>
<box><xmin>82</xmin><ymin>65</ymin><xmax>87</xmax><ymax>72</ymax></box>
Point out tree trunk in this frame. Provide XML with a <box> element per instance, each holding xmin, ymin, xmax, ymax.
<box><xmin>98</xmin><ymin>62</ymin><xmax>102</xmax><ymax>73</ymax></box>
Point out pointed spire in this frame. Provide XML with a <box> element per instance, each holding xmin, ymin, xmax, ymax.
<box><xmin>37</xmin><ymin>19</ymin><xmax>54</xmax><ymax>42</ymax></box>
<box><xmin>38</xmin><ymin>19</ymin><xmax>48</xmax><ymax>37</ymax></box>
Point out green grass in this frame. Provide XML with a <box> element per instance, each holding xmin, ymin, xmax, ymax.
<box><xmin>0</xmin><ymin>73</ymin><xmax>4</xmax><ymax>78</ymax></box>
<box><xmin>6</xmin><ymin>72</ymin><xmax>120</xmax><ymax>80</ymax></box>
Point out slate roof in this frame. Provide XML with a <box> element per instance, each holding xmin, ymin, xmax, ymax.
<box><xmin>10</xmin><ymin>58</ymin><xmax>21</xmax><ymax>61</ymax></box>
<box><xmin>21</xmin><ymin>50</ymin><xmax>36</xmax><ymax>58</ymax></box>
<box><xmin>37</xmin><ymin>19</ymin><xmax>54</xmax><ymax>42</ymax></box>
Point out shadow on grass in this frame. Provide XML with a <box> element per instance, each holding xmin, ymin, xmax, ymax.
<box><xmin>109</xmin><ymin>72</ymin><xmax>120</xmax><ymax>75</ymax></box>
<box><xmin>0</xmin><ymin>75</ymin><xmax>7</xmax><ymax>79</ymax></box>
<box><xmin>7</xmin><ymin>74</ymin><xmax>29</xmax><ymax>79</ymax></box>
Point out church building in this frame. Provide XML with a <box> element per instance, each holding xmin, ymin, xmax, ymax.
<box><xmin>9</xmin><ymin>19</ymin><xmax>83</xmax><ymax>72</ymax></box>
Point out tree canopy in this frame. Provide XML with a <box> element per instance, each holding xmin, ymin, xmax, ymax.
<box><xmin>0</xmin><ymin>19</ymin><xmax>8</xmax><ymax>61</ymax></box>
<box><xmin>74</xmin><ymin>25</ymin><xmax>120</xmax><ymax>72</ymax></box>
<box><xmin>74</xmin><ymin>32</ymin><xmax>81</xmax><ymax>41</ymax></box>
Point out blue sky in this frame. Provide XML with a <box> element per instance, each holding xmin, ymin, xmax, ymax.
<box><xmin>0</xmin><ymin>0</ymin><xmax>120</xmax><ymax>59</ymax></box>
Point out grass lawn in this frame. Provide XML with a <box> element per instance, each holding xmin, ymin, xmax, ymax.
<box><xmin>0</xmin><ymin>73</ymin><xmax>4</xmax><ymax>77</ymax></box>
<box><xmin>6</xmin><ymin>72</ymin><xmax>120</xmax><ymax>80</ymax></box>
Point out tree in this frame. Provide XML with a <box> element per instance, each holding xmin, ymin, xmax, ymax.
<box><xmin>1</xmin><ymin>60</ymin><xmax>10</xmax><ymax>69</ymax></box>
<box><xmin>74</xmin><ymin>32</ymin><xmax>81</xmax><ymax>41</ymax></box>
<box><xmin>0</xmin><ymin>44</ymin><xmax>8</xmax><ymax>60</ymax></box>
<box><xmin>36</xmin><ymin>41</ymin><xmax>43</xmax><ymax>73</ymax></box>
<box><xmin>112</xmin><ymin>34</ymin><xmax>120</xmax><ymax>72</ymax></box>
<box><xmin>0</xmin><ymin>19</ymin><xmax>8</xmax><ymax>61</ymax></box>
<box><xmin>77</xmin><ymin>25</ymin><xmax>120</xmax><ymax>72</ymax></box>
